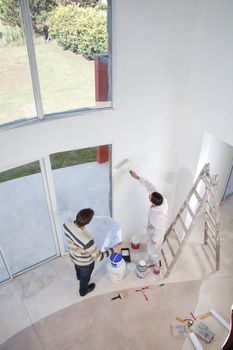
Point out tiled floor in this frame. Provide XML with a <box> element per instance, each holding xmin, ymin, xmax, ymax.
<box><xmin>0</xmin><ymin>196</ymin><xmax>232</xmax><ymax>349</ymax></box>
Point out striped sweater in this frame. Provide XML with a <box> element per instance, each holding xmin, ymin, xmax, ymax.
<box><xmin>63</xmin><ymin>219</ymin><xmax>114</xmax><ymax>266</ymax></box>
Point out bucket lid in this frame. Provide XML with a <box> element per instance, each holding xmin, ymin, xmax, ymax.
<box><xmin>131</xmin><ymin>236</ymin><xmax>140</xmax><ymax>244</ymax></box>
<box><xmin>139</xmin><ymin>260</ymin><xmax>146</xmax><ymax>266</ymax></box>
<box><xmin>110</xmin><ymin>252</ymin><xmax>122</xmax><ymax>264</ymax></box>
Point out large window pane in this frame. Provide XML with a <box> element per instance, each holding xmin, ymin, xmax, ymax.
<box><xmin>50</xmin><ymin>146</ymin><xmax>111</xmax><ymax>250</ymax></box>
<box><xmin>0</xmin><ymin>161</ymin><xmax>57</xmax><ymax>275</ymax></box>
<box><xmin>0</xmin><ymin>1</ymin><xmax>36</xmax><ymax>125</ymax></box>
<box><xmin>0</xmin><ymin>0</ymin><xmax>112</xmax><ymax>127</ymax></box>
<box><xmin>32</xmin><ymin>1</ymin><xmax>112</xmax><ymax>114</ymax></box>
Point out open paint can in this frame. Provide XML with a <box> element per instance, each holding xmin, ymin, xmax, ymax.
<box><xmin>109</xmin><ymin>252</ymin><xmax>123</xmax><ymax>268</ymax></box>
<box><xmin>137</xmin><ymin>260</ymin><xmax>147</xmax><ymax>278</ymax></box>
<box><xmin>131</xmin><ymin>236</ymin><xmax>140</xmax><ymax>250</ymax></box>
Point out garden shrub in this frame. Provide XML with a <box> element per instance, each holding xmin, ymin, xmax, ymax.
<box><xmin>3</xmin><ymin>26</ymin><xmax>24</xmax><ymax>44</ymax></box>
<box><xmin>48</xmin><ymin>4</ymin><xmax>107</xmax><ymax>59</ymax></box>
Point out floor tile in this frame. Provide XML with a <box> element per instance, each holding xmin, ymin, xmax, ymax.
<box><xmin>0</xmin><ymin>282</ymin><xmax>31</xmax><ymax>344</ymax></box>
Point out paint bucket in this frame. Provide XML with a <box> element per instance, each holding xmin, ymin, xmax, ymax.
<box><xmin>107</xmin><ymin>257</ymin><xmax>126</xmax><ymax>282</ymax></box>
<box><xmin>153</xmin><ymin>265</ymin><xmax>160</xmax><ymax>275</ymax></box>
<box><xmin>136</xmin><ymin>260</ymin><xmax>147</xmax><ymax>278</ymax></box>
<box><xmin>109</xmin><ymin>252</ymin><xmax>123</xmax><ymax>268</ymax></box>
<box><xmin>153</xmin><ymin>261</ymin><xmax>163</xmax><ymax>278</ymax></box>
<box><xmin>131</xmin><ymin>236</ymin><xmax>140</xmax><ymax>250</ymax></box>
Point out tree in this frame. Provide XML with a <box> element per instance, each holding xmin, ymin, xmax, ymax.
<box><xmin>0</xmin><ymin>0</ymin><xmax>57</xmax><ymax>33</ymax></box>
<box><xmin>0</xmin><ymin>0</ymin><xmax>21</xmax><ymax>27</ymax></box>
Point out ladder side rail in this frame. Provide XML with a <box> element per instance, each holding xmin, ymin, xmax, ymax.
<box><xmin>165</xmin><ymin>237</ymin><xmax>176</xmax><ymax>258</ymax></box>
<box><xmin>204</xmin><ymin>175</ymin><xmax>220</xmax><ymax>270</ymax></box>
<box><xmin>212</xmin><ymin>175</ymin><xmax>220</xmax><ymax>270</ymax></box>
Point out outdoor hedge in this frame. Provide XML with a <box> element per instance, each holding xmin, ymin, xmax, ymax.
<box><xmin>48</xmin><ymin>4</ymin><xmax>107</xmax><ymax>59</ymax></box>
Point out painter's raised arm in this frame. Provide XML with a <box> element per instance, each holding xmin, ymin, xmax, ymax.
<box><xmin>139</xmin><ymin>177</ymin><xmax>157</xmax><ymax>194</ymax></box>
<box><xmin>129</xmin><ymin>170</ymin><xmax>156</xmax><ymax>194</ymax></box>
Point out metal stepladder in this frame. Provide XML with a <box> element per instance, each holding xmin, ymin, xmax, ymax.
<box><xmin>161</xmin><ymin>163</ymin><xmax>220</xmax><ymax>279</ymax></box>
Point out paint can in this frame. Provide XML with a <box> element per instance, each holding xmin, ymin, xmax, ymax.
<box><xmin>136</xmin><ymin>260</ymin><xmax>147</xmax><ymax>278</ymax></box>
<box><xmin>131</xmin><ymin>236</ymin><xmax>140</xmax><ymax>250</ymax></box>
<box><xmin>109</xmin><ymin>252</ymin><xmax>123</xmax><ymax>268</ymax></box>
<box><xmin>107</xmin><ymin>254</ymin><xmax>126</xmax><ymax>282</ymax></box>
<box><xmin>153</xmin><ymin>261</ymin><xmax>162</xmax><ymax>277</ymax></box>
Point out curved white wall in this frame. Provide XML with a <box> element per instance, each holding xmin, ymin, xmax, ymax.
<box><xmin>1</xmin><ymin>0</ymin><xmax>233</xmax><ymax>238</ymax></box>
<box><xmin>196</xmin><ymin>133</ymin><xmax>233</xmax><ymax>198</ymax></box>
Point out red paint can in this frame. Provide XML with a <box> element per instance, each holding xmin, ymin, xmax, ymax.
<box><xmin>131</xmin><ymin>236</ymin><xmax>140</xmax><ymax>250</ymax></box>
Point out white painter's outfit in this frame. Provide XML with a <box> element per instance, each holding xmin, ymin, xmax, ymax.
<box><xmin>139</xmin><ymin>177</ymin><xmax>168</xmax><ymax>264</ymax></box>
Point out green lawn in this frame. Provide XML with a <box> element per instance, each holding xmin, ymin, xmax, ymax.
<box><xmin>0</xmin><ymin>148</ymin><xmax>96</xmax><ymax>183</ymax></box>
<box><xmin>0</xmin><ymin>40</ymin><xmax>95</xmax><ymax>124</ymax></box>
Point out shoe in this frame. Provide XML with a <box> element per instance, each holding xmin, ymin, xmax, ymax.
<box><xmin>80</xmin><ymin>283</ymin><xmax>96</xmax><ymax>297</ymax></box>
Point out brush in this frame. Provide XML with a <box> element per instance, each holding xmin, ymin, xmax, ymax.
<box><xmin>111</xmin><ymin>290</ymin><xmax>128</xmax><ymax>300</ymax></box>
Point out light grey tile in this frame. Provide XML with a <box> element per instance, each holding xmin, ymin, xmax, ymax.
<box><xmin>0</xmin><ymin>282</ymin><xmax>31</xmax><ymax>345</ymax></box>
<box><xmin>13</xmin><ymin>256</ymin><xmax>80</xmax><ymax>323</ymax></box>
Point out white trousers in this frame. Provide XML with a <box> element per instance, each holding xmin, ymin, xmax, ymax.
<box><xmin>147</xmin><ymin>238</ymin><xmax>163</xmax><ymax>263</ymax></box>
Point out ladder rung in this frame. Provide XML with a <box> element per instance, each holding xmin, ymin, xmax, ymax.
<box><xmin>172</xmin><ymin>226</ymin><xmax>182</xmax><ymax>244</ymax></box>
<box><xmin>206</xmin><ymin>210</ymin><xmax>216</xmax><ymax>228</ymax></box>
<box><xmin>206</xmin><ymin>200</ymin><xmax>215</xmax><ymax>215</ymax></box>
<box><xmin>202</xmin><ymin>175</ymin><xmax>211</xmax><ymax>187</ymax></box>
<box><xmin>178</xmin><ymin>215</ymin><xmax>188</xmax><ymax>233</ymax></box>
<box><xmin>205</xmin><ymin>240</ymin><xmax>216</xmax><ymax>260</ymax></box>
<box><xmin>186</xmin><ymin>203</ymin><xmax>195</xmax><ymax>218</ymax></box>
<box><xmin>193</xmin><ymin>190</ymin><xmax>202</xmax><ymax>203</ymax></box>
<box><xmin>206</xmin><ymin>221</ymin><xmax>216</xmax><ymax>239</ymax></box>
<box><xmin>161</xmin><ymin>249</ymin><xmax>169</xmax><ymax>270</ymax></box>
<box><xmin>166</xmin><ymin>238</ymin><xmax>176</xmax><ymax>257</ymax></box>
<box><xmin>205</xmin><ymin>231</ymin><xmax>216</xmax><ymax>250</ymax></box>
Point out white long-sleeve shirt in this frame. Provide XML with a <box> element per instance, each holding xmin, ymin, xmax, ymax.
<box><xmin>139</xmin><ymin>177</ymin><xmax>168</xmax><ymax>244</ymax></box>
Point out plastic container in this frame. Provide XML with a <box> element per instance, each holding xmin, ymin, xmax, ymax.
<box><xmin>109</xmin><ymin>252</ymin><xmax>123</xmax><ymax>268</ymax></box>
<box><xmin>136</xmin><ymin>260</ymin><xmax>147</xmax><ymax>278</ymax></box>
<box><xmin>131</xmin><ymin>236</ymin><xmax>140</xmax><ymax>250</ymax></box>
<box><xmin>107</xmin><ymin>259</ymin><xmax>126</xmax><ymax>282</ymax></box>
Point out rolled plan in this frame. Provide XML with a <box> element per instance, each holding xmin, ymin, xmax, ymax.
<box><xmin>188</xmin><ymin>332</ymin><xmax>204</xmax><ymax>350</ymax></box>
<box><xmin>210</xmin><ymin>308</ymin><xmax>230</xmax><ymax>331</ymax></box>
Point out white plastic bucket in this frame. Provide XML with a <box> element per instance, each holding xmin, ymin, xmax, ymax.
<box><xmin>107</xmin><ymin>259</ymin><xmax>126</xmax><ymax>282</ymax></box>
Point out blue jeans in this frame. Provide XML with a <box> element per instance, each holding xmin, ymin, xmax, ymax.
<box><xmin>75</xmin><ymin>262</ymin><xmax>95</xmax><ymax>295</ymax></box>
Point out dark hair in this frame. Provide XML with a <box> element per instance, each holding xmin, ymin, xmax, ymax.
<box><xmin>151</xmin><ymin>192</ymin><xmax>163</xmax><ymax>206</ymax></box>
<box><xmin>75</xmin><ymin>208</ymin><xmax>94</xmax><ymax>226</ymax></box>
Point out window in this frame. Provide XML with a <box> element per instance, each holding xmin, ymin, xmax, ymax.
<box><xmin>50</xmin><ymin>146</ymin><xmax>111</xmax><ymax>251</ymax></box>
<box><xmin>0</xmin><ymin>161</ymin><xmax>58</xmax><ymax>276</ymax></box>
<box><xmin>0</xmin><ymin>0</ymin><xmax>112</xmax><ymax>127</ymax></box>
<box><xmin>0</xmin><ymin>145</ymin><xmax>112</xmax><ymax>283</ymax></box>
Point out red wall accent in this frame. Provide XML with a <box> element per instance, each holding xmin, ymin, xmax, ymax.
<box><xmin>94</xmin><ymin>55</ymin><xmax>108</xmax><ymax>102</ymax></box>
<box><xmin>96</xmin><ymin>145</ymin><xmax>109</xmax><ymax>164</ymax></box>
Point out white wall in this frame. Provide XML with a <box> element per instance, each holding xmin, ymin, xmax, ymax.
<box><xmin>0</xmin><ymin>0</ymin><xmax>233</xmax><ymax>239</ymax></box>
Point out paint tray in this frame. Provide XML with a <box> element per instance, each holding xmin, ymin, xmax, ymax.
<box><xmin>121</xmin><ymin>248</ymin><xmax>131</xmax><ymax>262</ymax></box>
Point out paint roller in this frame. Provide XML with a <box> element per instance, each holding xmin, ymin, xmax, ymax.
<box><xmin>115</xmin><ymin>158</ymin><xmax>132</xmax><ymax>171</ymax></box>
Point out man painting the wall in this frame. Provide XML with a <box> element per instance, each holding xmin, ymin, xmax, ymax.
<box><xmin>129</xmin><ymin>170</ymin><xmax>168</xmax><ymax>266</ymax></box>
<box><xmin>64</xmin><ymin>208</ymin><xmax>121</xmax><ymax>297</ymax></box>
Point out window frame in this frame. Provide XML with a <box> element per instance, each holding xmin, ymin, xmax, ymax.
<box><xmin>0</xmin><ymin>0</ymin><xmax>113</xmax><ymax>131</ymax></box>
